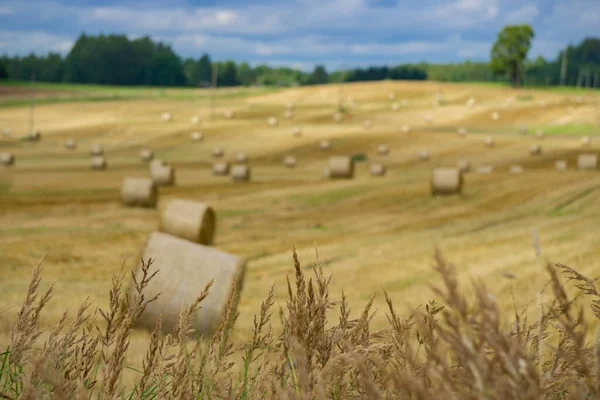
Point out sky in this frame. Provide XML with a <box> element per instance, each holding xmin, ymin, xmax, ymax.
<box><xmin>0</xmin><ymin>0</ymin><xmax>598</xmax><ymax>71</ymax></box>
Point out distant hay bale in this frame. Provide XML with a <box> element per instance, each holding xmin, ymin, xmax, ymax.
<box><xmin>457</xmin><ymin>127</ymin><xmax>467</xmax><ymax>136</ymax></box>
<box><xmin>370</xmin><ymin>162</ymin><xmax>386</xmax><ymax>176</ymax></box>
<box><xmin>191</xmin><ymin>132</ymin><xmax>203</xmax><ymax>142</ymax></box>
<box><xmin>285</xmin><ymin>101</ymin><xmax>295</xmax><ymax>110</ymax></box>
<box><xmin>151</xmin><ymin>162</ymin><xmax>175</xmax><ymax>186</ymax></box>
<box><xmin>362</xmin><ymin>120</ymin><xmax>373</xmax><ymax>130</ymax></box>
<box><xmin>419</xmin><ymin>150</ymin><xmax>429</xmax><ymax>161</ymax></box>
<box><xmin>466</xmin><ymin>97</ymin><xmax>475</xmax><ymax>108</ymax></box>
<box><xmin>576</xmin><ymin>96</ymin><xmax>583</xmax><ymax>104</ymax></box>
<box><xmin>235</xmin><ymin>152</ymin><xmax>248</xmax><ymax>163</ymax></box>
<box><xmin>212</xmin><ymin>147</ymin><xmax>224</xmax><ymax>158</ymax></box>
<box><xmin>292</xmin><ymin>126</ymin><xmax>303</xmax><ymax>137</ymax></box>
<box><xmin>578</xmin><ymin>154</ymin><xmax>598</xmax><ymax>170</ymax></box>
<box><xmin>139</xmin><ymin>149</ymin><xmax>154</xmax><ymax>162</ymax></box>
<box><xmin>457</xmin><ymin>159</ymin><xmax>471</xmax><ymax>173</ymax></box>
<box><xmin>283</xmin><ymin>155</ymin><xmax>297</xmax><ymax>168</ymax></box>
<box><xmin>581</xmin><ymin>136</ymin><xmax>591</xmax><ymax>147</ymax></box>
<box><xmin>510</xmin><ymin>165</ymin><xmax>524</xmax><ymax>174</ymax></box>
<box><xmin>491</xmin><ymin>112</ymin><xmax>500</xmax><ymax>121</ymax></box>
<box><xmin>319</xmin><ymin>140</ymin><xmax>331</xmax><ymax>151</ymax></box>
<box><xmin>2</xmin><ymin>128</ymin><xmax>10</xmax><ymax>137</ymax></box>
<box><xmin>529</xmin><ymin>145</ymin><xmax>542</xmax><ymax>156</ymax></box>
<box><xmin>0</xmin><ymin>152</ymin><xmax>15</xmax><ymax>166</ymax></box>
<box><xmin>555</xmin><ymin>160</ymin><xmax>567</xmax><ymax>171</ymax></box>
<box><xmin>162</xmin><ymin>112</ymin><xmax>172</xmax><ymax>122</ymax></box>
<box><xmin>231</xmin><ymin>164</ymin><xmax>251</xmax><ymax>182</ymax></box>
<box><xmin>388</xmin><ymin>92</ymin><xmax>396</xmax><ymax>100</ymax></box>
<box><xmin>431</xmin><ymin>168</ymin><xmax>462</xmax><ymax>195</ymax></box>
<box><xmin>160</xmin><ymin>199</ymin><xmax>216</xmax><ymax>244</ymax></box>
<box><xmin>424</xmin><ymin>114</ymin><xmax>433</xmax><ymax>124</ymax></box>
<box><xmin>377</xmin><ymin>144</ymin><xmax>389</xmax><ymax>155</ymax></box>
<box><xmin>90</xmin><ymin>144</ymin><xmax>104</xmax><ymax>156</ymax></box>
<box><xmin>346</xmin><ymin>98</ymin><xmax>356</xmax><ymax>108</ymax></box>
<box><xmin>400</xmin><ymin>99</ymin><xmax>408</xmax><ymax>106</ymax></box>
<box><xmin>333</xmin><ymin>112</ymin><xmax>343</xmax><ymax>122</ymax></box>
<box><xmin>391</xmin><ymin>103</ymin><xmax>400</xmax><ymax>111</ymax></box>
<box><xmin>131</xmin><ymin>231</ymin><xmax>245</xmax><ymax>335</ymax></box>
<box><xmin>284</xmin><ymin>110</ymin><xmax>294</xmax><ymax>119</ymax></box>
<box><xmin>121</xmin><ymin>177</ymin><xmax>157</xmax><ymax>208</ymax></box>
<box><xmin>65</xmin><ymin>139</ymin><xmax>77</xmax><ymax>150</ymax></box>
<box><xmin>27</xmin><ymin>131</ymin><xmax>41</xmax><ymax>141</ymax></box>
<box><xmin>519</xmin><ymin>125</ymin><xmax>528</xmax><ymax>135</ymax></box>
<box><xmin>190</xmin><ymin>116</ymin><xmax>201</xmax><ymax>124</ymax></box>
<box><xmin>535</xmin><ymin>130</ymin><xmax>545</xmax><ymax>139</ymax></box>
<box><xmin>323</xmin><ymin>167</ymin><xmax>330</xmax><ymax>178</ymax></box>
<box><xmin>401</xmin><ymin>125</ymin><xmax>410</xmax><ymax>133</ymax></box>
<box><xmin>212</xmin><ymin>162</ymin><xmax>230</xmax><ymax>176</ymax></box>
<box><xmin>91</xmin><ymin>156</ymin><xmax>107</xmax><ymax>170</ymax></box>
<box><xmin>224</xmin><ymin>109</ymin><xmax>235</xmax><ymax>119</ymax></box>
<box><xmin>267</xmin><ymin>116</ymin><xmax>278</xmax><ymax>127</ymax></box>
<box><xmin>484</xmin><ymin>136</ymin><xmax>495</xmax><ymax>147</ymax></box>
<box><xmin>476</xmin><ymin>165</ymin><xmax>493</xmax><ymax>174</ymax></box>
<box><xmin>328</xmin><ymin>156</ymin><xmax>354</xmax><ymax>179</ymax></box>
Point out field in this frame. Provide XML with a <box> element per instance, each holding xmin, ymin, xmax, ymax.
<box><xmin>1</xmin><ymin>80</ymin><xmax>600</xmax><ymax>384</ymax></box>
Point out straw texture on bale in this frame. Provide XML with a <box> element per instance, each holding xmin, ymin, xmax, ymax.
<box><xmin>212</xmin><ymin>147</ymin><xmax>224</xmax><ymax>158</ymax></box>
<box><xmin>431</xmin><ymin>168</ymin><xmax>463</xmax><ymax>195</ymax></box>
<box><xmin>377</xmin><ymin>144</ymin><xmax>389</xmax><ymax>155</ymax></box>
<box><xmin>581</xmin><ymin>136</ymin><xmax>591</xmax><ymax>147</ymax></box>
<box><xmin>283</xmin><ymin>155</ymin><xmax>297</xmax><ymax>168</ymax></box>
<box><xmin>419</xmin><ymin>151</ymin><xmax>429</xmax><ymax>161</ymax></box>
<box><xmin>162</xmin><ymin>112</ymin><xmax>172</xmax><ymax>122</ymax></box>
<box><xmin>139</xmin><ymin>149</ymin><xmax>154</xmax><ymax>162</ymax></box>
<box><xmin>555</xmin><ymin>160</ymin><xmax>567</xmax><ymax>171</ymax></box>
<box><xmin>160</xmin><ymin>199</ymin><xmax>216</xmax><ymax>245</ymax></box>
<box><xmin>0</xmin><ymin>152</ymin><xmax>15</xmax><ymax>166</ymax></box>
<box><xmin>191</xmin><ymin>132</ymin><xmax>203</xmax><ymax>142</ymax></box>
<box><xmin>529</xmin><ymin>145</ymin><xmax>542</xmax><ymax>155</ymax></box>
<box><xmin>484</xmin><ymin>136</ymin><xmax>495</xmax><ymax>147</ymax></box>
<box><xmin>151</xmin><ymin>163</ymin><xmax>175</xmax><ymax>186</ymax></box>
<box><xmin>121</xmin><ymin>178</ymin><xmax>157</xmax><ymax>208</ymax></box>
<box><xmin>212</xmin><ymin>162</ymin><xmax>230</xmax><ymax>176</ymax></box>
<box><xmin>510</xmin><ymin>165</ymin><xmax>524</xmax><ymax>174</ymax></box>
<box><xmin>476</xmin><ymin>165</ymin><xmax>493</xmax><ymax>174</ymax></box>
<box><xmin>91</xmin><ymin>156</ymin><xmax>107</xmax><ymax>170</ymax></box>
<box><xmin>65</xmin><ymin>139</ymin><xmax>77</xmax><ymax>150</ymax></box>
<box><xmin>457</xmin><ymin>159</ymin><xmax>471</xmax><ymax>173</ymax></box>
<box><xmin>319</xmin><ymin>140</ymin><xmax>331</xmax><ymax>151</ymax></box>
<box><xmin>131</xmin><ymin>231</ymin><xmax>245</xmax><ymax>335</ymax></box>
<box><xmin>231</xmin><ymin>164</ymin><xmax>251</xmax><ymax>182</ymax></box>
<box><xmin>90</xmin><ymin>144</ymin><xmax>104</xmax><ymax>156</ymax></box>
<box><xmin>370</xmin><ymin>163</ymin><xmax>386</xmax><ymax>177</ymax></box>
<box><xmin>268</xmin><ymin>117</ymin><xmax>278</xmax><ymax>126</ymax></box>
<box><xmin>235</xmin><ymin>152</ymin><xmax>248</xmax><ymax>163</ymax></box>
<box><xmin>292</xmin><ymin>126</ymin><xmax>303</xmax><ymax>137</ymax></box>
<box><xmin>328</xmin><ymin>156</ymin><xmax>354</xmax><ymax>179</ymax></box>
<box><xmin>578</xmin><ymin>154</ymin><xmax>598</xmax><ymax>170</ymax></box>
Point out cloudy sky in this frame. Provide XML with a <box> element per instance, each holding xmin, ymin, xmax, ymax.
<box><xmin>0</xmin><ymin>0</ymin><xmax>598</xmax><ymax>71</ymax></box>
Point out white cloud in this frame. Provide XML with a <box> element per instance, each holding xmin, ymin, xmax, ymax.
<box><xmin>506</xmin><ymin>4</ymin><xmax>539</xmax><ymax>22</ymax></box>
<box><xmin>0</xmin><ymin>31</ymin><xmax>73</xmax><ymax>55</ymax></box>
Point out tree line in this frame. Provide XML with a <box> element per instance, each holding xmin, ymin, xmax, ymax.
<box><xmin>0</xmin><ymin>32</ymin><xmax>598</xmax><ymax>88</ymax></box>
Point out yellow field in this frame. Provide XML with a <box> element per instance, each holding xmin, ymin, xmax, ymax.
<box><xmin>1</xmin><ymin>80</ymin><xmax>600</xmax><ymax>377</ymax></box>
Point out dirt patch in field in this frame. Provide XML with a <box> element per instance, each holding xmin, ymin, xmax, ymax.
<box><xmin>0</xmin><ymin>85</ymin><xmax>68</xmax><ymax>98</ymax></box>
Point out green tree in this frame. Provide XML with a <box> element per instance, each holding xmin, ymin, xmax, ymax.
<box><xmin>196</xmin><ymin>54</ymin><xmax>212</xmax><ymax>87</ymax></box>
<box><xmin>237</xmin><ymin>62</ymin><xmax>256</xmax><ymax>86</ymax></box>
<box><xmin>489</xmin><ymin>24</ymin><xmax>535</xmax><ymax>88</ymax></box>
<box><xmin>309</xmin><ymin>65</ymin><xmax>328</xmax><ymax>84</ymax></box>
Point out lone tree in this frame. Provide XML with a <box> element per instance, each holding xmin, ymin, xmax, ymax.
<box><xmin>490</xmin><ymin>25</ymin><xmax>535</xmax><ymax>88</ymax></box>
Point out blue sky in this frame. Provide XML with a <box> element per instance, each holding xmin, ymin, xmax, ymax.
<box><xmin>0</xmin><ymin>0</ymin><xmax>598</xmax><ymax>71</ymax></box>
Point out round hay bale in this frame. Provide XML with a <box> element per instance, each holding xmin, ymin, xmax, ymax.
<box><xmin>284</xmin><ymin>110</ymin><xmax>294</xmax><ymax>119</ymax></box>
<box><xmin>400</xmin><ymin>99</ymin><xmax>408</xmax><ymax>106</ymax></box>
<box><xmin>267</xmin><ymin>116</ymin><xmax>278</xmax><ymax>127</ymax></box>
<box><xmin>2</xmin><ymin>128</ymin><xmax>10</xmax><ymax>137</ymax></box>
<box><xmin>285</xmin><ymin>101</ymin><xmax>295</xmax><ymax>110</ymax></box>
<box><xmin>419</xmin><ymin>150</ymin><xmax>429</xmax><ymax>161</ymax></box>
<box><xmin>581</xmin><ymin>136</ymin><xmax>591</xmax><ymax>147</ymax></box>
<box><xmin>162</xmin><ymin>112</ymin><xmax>172</xmax><ymax>122</ymax></box>
<box><xmin>576</xmin><ymin>95</ymin><xmax>583</xmax><ymax>104</ymax></box>
<box><xmin>90</xmin><ymin>144</ymin><xmax>104</xmax><ymax>156</ymax></box>
<box><xmin>484</xmin><ymin>136</ymin><xmax>495</xmax><ymax>147</ymax></box>
<box><xmin>377</xmin><ymin>144</ymin><xmax>389</xmax><ymax>155</ymax></box>
<box><xmin>140</xmin><ymin>149</ymin><xmax>154</xmax><ymax>162</ymax></box>
<box><xmin>388</xmin><ymin>92</ymin><xmax>396</xmax><ymax>100</ymax></box>
<box><xmin>191</xmin><ymin>132</ymin><xmax>203</xmax><ymax>142</ymax></box>
<box><xmin>224</xmin><ymin>109</ymin><xmax>235</xmax><ymax>119</ymax></box>
<box><xmin>391</xmin><ymin>103</ymin><xmax>400</xmax><ymax>111</ymax></box>
<box><xmin>362</xmin><ymin>120</ymin><xmax>373</xmax><ymax>130</ymax></box>
<box><xmin>292</xmin><ymin>126</ymin><xmax>303</xmax><ymax>137</ymax></box>
<box><xmin>424</xmin><ymin>114</ymin><xmax>433</xmax><ymax>124</ymax></box>
<box><xmin>121</xmin><ymin>177</ymin><xmax>157</xmax><ymax>208</ymax></box>
<box><xmin>323</xmin><ymin>167</ymin><xmax>331</xmax><ymax>178</ymax></box>
<box><xmin>457</xmin><ymin>159</ymin><xmax>471</xmax><ymax>173</ymax></box>
<box><xmin>401</xmin><ymin>125</ymin><xmax>410</xmax><ymax>133</ymax></box>
<box><xmin>491</xmin><ymin>112</ymin><xmax>500</xmax><ymax>121</ymax></box>
<box><xmin>466</xmin><ymin>97</ymin><xmax>475</xmax><ymax>108</ymax></box>
<box><xmin>333</xmin><ymin>112</ymin><xmax>343</xmax><ymax>122</ymax></box>
<box><xmin>578</xmin><ymin>154</ymin><xmax>598</xmax><ymax>170</ymax></box>
<box><xmin>555</xmin><ymin>160</ymin><xmax>567</xmax><ymax>171</ymax></box>
<box><xmin>65</xmin><ymin>139</ymin><xmax>77</xmax><ymax>150</ymax></box>
<box><xmin>213</xmin><ymin>162</ymin><xmax>230</xmax><ymax>176</ymax></box>
<box><xmin>190</xmin><ymin>116</ymin><xmax>201</xmax><ymax>124</ymax></box>
<box><xmin>283</xmin><ymin>155</ymin><xmax>297</xmax><ymax>168</ymax></box>
<box><xmin>370</xmin><ymin>162</ymin><xmax>386</xmax><ymax>177</ymax></box>
<box><xmin>476</xmin><ymin>165</ymin><xmax>493</xmax><ymax>174</ymax></box>
<box><xmin>231</xmin><ymin>164</ymin><xmax>251</xmax><ymax>182</ymax></box>
<box><xmin>510</xmin><ymin>165</ymin><xmax>524</xmax><ymax>174</ymax></box>
<box><xmin>535</xmin><ymin>130</ymin><xmax>545</xmax><ymax>139</ymax></box>
<box><xmin>27</xmin><ymin>131</ymin><xmax>41</xmax><ymax>141</ymax></box>
<box><xmin>319</xmin><ymin>140</ymin><xmax>331</xmax><ymax>151</ymax></box>
<box><xmin>151</xmin><ymin>163</ymin><xmax>175</xmax><ymax>186</ymax></box>
<box><xmin>328</xmin><ymin>156</ymin><xmax>354</xmax><ymax>179</ymax></box>
<box><xmin>457</xmin><ymin>127</ymin><xmax>467</xmax><ymax>136</ymax></box>
<box><xmin>91</xmin><ymin>156</ymin><xmax>107</xmax><ymax>170</ymax></box>
<box><xmin>431</xmin><ymin>168</ymin><xmax>462</xmax><ymax>195</ymax></box>
<box><xmin>235</xmin><ymin>152</ymin><xmax>248</xmax><ymax>163</ymax></box>
<box><xmin>520</xmin><ymin>125</ymin><xmax>528</xmax><ymax>135</ymax></box>
<box><xmin>160</xmin><ymin>199</ymin><xmax>216</xmax><ymax>244</ymax></box>
<box><xmin>529</xmin><ymin>145</ymin><xmax>542</xmax><ymax>156</ymax></box>
<box><xmin>212</xmin><ymin>147</ymin><xmax>224</xmax><ymax>158</ymax></box>
<box><xmin>131</xmin><ymin>231</ymin><xmax>245</xmax><ymax>335</ymax></box>
<box><xmin>0</xmin><ymin>152</ymin><xmax>15</xmax><ymax>166</ymax></box>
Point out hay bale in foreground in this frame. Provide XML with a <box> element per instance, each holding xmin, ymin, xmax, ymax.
<box><xmin>530</xmin><ymin>145</ymin><xmax>542</xmax><ymax>156</ymax></box>
<box><xmin>91</xmin><ymin>156</ymin><xmax>107</xmax><ymax>170</ymax></box>
<box><xmin>0</xmin><ymin>152</ymin><xmax>15</xmax><ymax>166</ymax></box>
<box><xmin>160</xmin><ymin>199</ymin><xmax>216</xmax><ymax>244</ymax></box>
<box><xmin>328</xmin><ymin>156</ymin><xmax>354</xmax><ymax>179</ymax></box>
<box><xmin>191</xmin><ymin>132</ymin><xmax>203</xmax><ymax>142</ymax></box>
<box><xmin>377</xmin><ymin>144</ymin><xmax>389</xmax><ymax>155</ymax></box>
<box><xmin>510</xmin><ymin>165</ymin><xmax>524</xmax><ymax>174</ymax></box>
<box><xmin>231</xmin><ymin>164</ymin><xmax>251</xmax><ymax>182</ymax></box>
<box><xmin>131</xmin><ymin>231</ymin><xmax>245</xmax><ymax>335</ymax></box>
<box><xmin>578</xmin><ymin>154</ymin><xmax>598</xmax><ymax>170</ymax></box>
<box><xmin>555</xmin><ymin>160</ymin><xmax>567</xmax><ymax>171</ymax></box>
<box><xmin>283</xmin><ymin>155</ymin><xmax>297</xmax><ymax>168</ymax></box>
<box><xmin>212</xmin><ymin>147</ymin><xmax>224</xmax><ymax>158</ymax></box>
<box><xmin>484</xmin><ymin>136</ymin><xmax>495</xmax><ymax>147</ymax></box>
<box><xmin>151</xmin><ymin>162</ymin><xmax>175</xmax><ymax>186</ymax></box>
<box><xmin>431</xmin><ymin>168</ymin><xmax>462</xmax><ymax>195</ymax></box>
<box><xmin>235</xmin><ymin>152</ymin><xmax>248</xmax><ymax>163</ymax></box>
<box><xmin>419</xmin><ymin>151</ymin><xmax>429</xmax><ymax>161</ymax></box>
<box><xmin>370</xmin><ymin>163</ymin><xmax>386</xmax><ymax>177</ymax></box>
<box><xmin>121</xmin><ymin>177</ymin><xmax>157</xmax><ymax>208</ymax></box>
<box><xmin>457</xmin><ymin>159</ymin><xmax>471</xmax><ymax>173</ymax></box>
<box><xmin>319</xmin><ymin>140</ymin><xmax>331</xmax><ymax>151</ymax></box>
<box><xmin>90</xmin><ymin>144</ymin><xmax>104</xmax><ymax>156</ymax></box>
<box><xmin>139</xmin><ymin>149</ymin><xmax>154</xmax><ymax>162</ymax></box>
<box><xmin>213</xmin><ymin>162</ymin><xmax>230</xmax><ymax>176</ymax></box>
<box><xmin>65</xmin><ymin>139</ymin><xmax>77</xmax><ymax>150</ymax></box>
<box><xmin>292</xmin><ymin>126</ymin><xmax>303</xmax><ymax>137</ymax></box>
